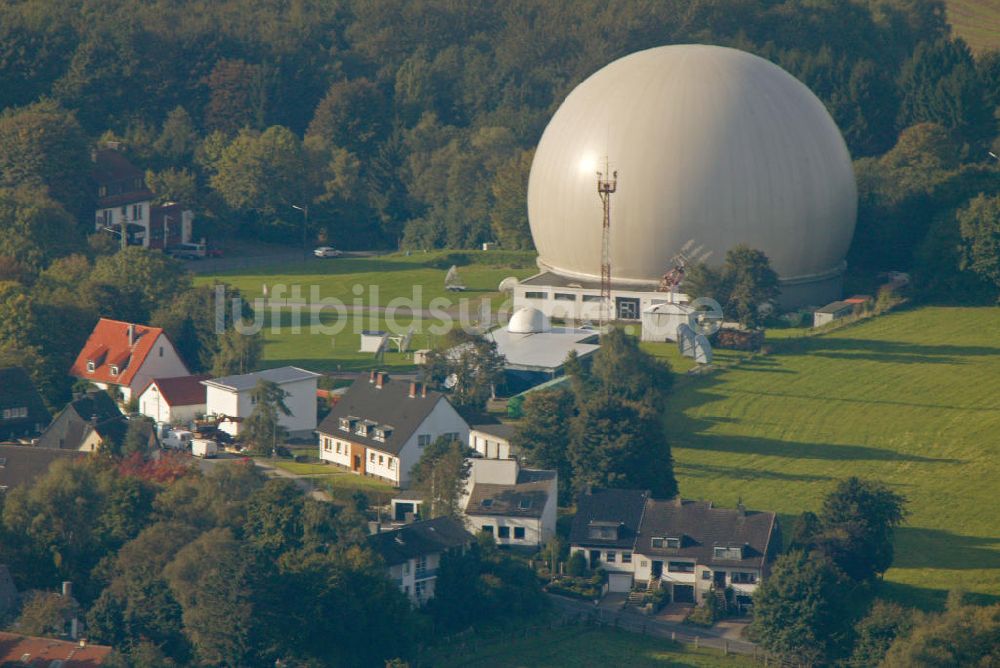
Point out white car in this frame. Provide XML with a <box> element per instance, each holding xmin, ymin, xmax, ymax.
<box><xmin>313</xmin><ymin>246</ymin><xmax>343</xmax><ymax>258</ymax></box>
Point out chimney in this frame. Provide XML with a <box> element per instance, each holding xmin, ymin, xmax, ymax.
<box><xmin>673</xmin><ymin>496</ymin><xmax>683</xmax><ymax>508</ymax></box>
<box><xmin>127</xmin><ymin>324</ymin><xmax>135</xmax><ymax>347</ymax></box>
<box><xmin>737</xmin><ymin>497</ymin><xmax>746</xmax><ymax>517</ymax></box>
<box><xmin>369</xmin><ymin>369</ymin><xmax>376</xmax><ymax>383</ymax></box>
<box><xmin>409</xmin><ymin>381</ymin><xmax>417</xmax><ymax>398</ymax></box>
<box><xmin>421</xmin><ymin>383</ymin><xmax>427</xmax><ymax>398</ymax></box>
<box><xmin>376</xmin><ymin>372</ymin><xmax>385</xmax><ymax>389</ymax></box>
<box><xmin>62</xmin><ymin>581</ymin><xmax>73</xmax><ymax>598</ymax></box>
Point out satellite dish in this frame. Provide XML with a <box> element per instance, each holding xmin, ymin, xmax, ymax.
<box><xmin>498</xmin><ymin>276</ymin><xmax>520</xmax><ymax>293</ymax></box>
<box><xmin>444</xmin><ymin>374</ymin><xmax>458</xmax><ymax>389</ymax></box>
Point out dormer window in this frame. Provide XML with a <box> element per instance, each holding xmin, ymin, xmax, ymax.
<box><xmin>339</xmin><ymin>418</ymin><xmax>351</xmax><ymax>432</ymax></box>
<box><xmin>666</xmin><ymin>537</ymin><xmax>681</xmax><ymax>549</ymax></box>
<box><xmin>481</xmin><ymin>499</ymin><xmax>493</xmax><ymax>508</ymax></box>
<box><xmin>587</xmin><ymin>521</ymin><xmax>620</xmax><ymax>541</ymax></box>
<box><xmin>87</xmin><ymin>361</ymin><xmax>96</xmax><ymax>373</ymax></box>
<box><xmin>110</xmin><ymin>365</ymin><xmax>119</xmax><ymax>376</ymax></box>
<box><xmin>518</xmin><ymin>499</ymin><xmax>533</xmax><ymax>510</ymax></box>
<box><xmin>714</xmin><ymin>546</ymin><xmax>744</xmax><ymax>560</ymax></box>
<box><xmin>373</xmin><ymin>426</ymin><xmax>393</xmax><ymax>443</ymax></box>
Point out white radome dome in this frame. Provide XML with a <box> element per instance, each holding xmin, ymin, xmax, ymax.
<box><xmin>508</xmin><ymin>307</ymin><xmax>551</xmax><ymax>334</ymax></box>
<box><xmin>527</xmin><ymin>44</ymin><xmax>857</xmax><ymax>294</ymax></box>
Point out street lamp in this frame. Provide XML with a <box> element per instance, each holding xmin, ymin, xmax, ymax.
<box><xmin>292</xmin><ymin>204</ymin><xmax>308</xmax><ymax>261</ymax></box>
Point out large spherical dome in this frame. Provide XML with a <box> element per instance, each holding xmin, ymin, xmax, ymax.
<box><xmin>508</xmin><ymin>307</ymin><xmax>551</xmax><ymax>334</ymax></box>
<box><xmin>527</xmin><ymin>44</ymin><xmax>857</xmax><ymax>294</ymax></box>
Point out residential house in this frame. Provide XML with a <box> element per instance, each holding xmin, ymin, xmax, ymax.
<box><xmin>70</xmin><ymin>319</ymin><xmax>191</xmax><ymax>404</ymax></box>
<box><xmin>469</xmin><ymin>422</ymin><xmax>516</xmax><ymax>460</ymax></box>
<box><xmin>631</xmin><ymin>497</ymin><xmax>779</xmax><ymax>608</ymax></box>
<box><xmin>569</xmin><ymin>489</ymin><xmax>780</xmax><ymax>608</ymax></box>
<box><xmin>368</xmin><ymin>516</ymin><xmax>474</xmax><ymax>605</ymax></box>
<box><xmin>0</xmin><ymin>444</ymin><xmax>86</xmax><ymax>491</ymax></box>
<box><xmin>203</xmin><ymin>366</ymin><xmax>320</xmax><ymax>438</ymax></box>
<box><xmin>35</xmin><ymin>392</ymin><xmax>125</xmax><ymax>452</ymax></box>
<box><xmin>461</xmin><ymin>458</ymin><xmax>557</xmax><ymax>549</ymax></box>
<box><xmin>0</xmin><ymin>367</ymin><xmax>50</xmax><ymax>442</ymax></box>
<box><xmin>92</xmin><ymin>146</ymin><xmax>194</xmax><ymax>249</ymax></box>
<box><xmin>568</xmin><ymin>488</ymin><xmax>649</xmax><ymax>594</ymax></box>
<box><xmin>0</xmin><ymin>565</ymin><xmax>15</xmax><ymax>618</ymax></box>
<box><xmin>316</xmin><ymin>372</ymin><xmax>469</xmax><ymax>487</ymax></box>
<box><xmin>138</xmin><ymin>374</ymin><xmax>210</xmax><ymax>425</ymax></box>
<box><xmin>0</xmin><ymin>632</ymin><xmax>112</xmax><ymax>666</ymax></box>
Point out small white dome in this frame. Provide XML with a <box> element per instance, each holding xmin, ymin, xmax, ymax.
<box><xmin>508</xmin><ymin>307</ymin><xmax>551</xmax><ymax>334</ymax></box>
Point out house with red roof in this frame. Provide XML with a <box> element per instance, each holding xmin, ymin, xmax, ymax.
<box><xmin>92</xmin><ymin>146</ymin><xmax>195</xmax><ymax>249</ymax></box>
<box><xmin>137</xmin><ymin>374</ymin><xmax>209</xmax><ymax>425</ymax></box>
<box><xmin>70</xmin><ymin>319</ymin><xmax>190</xmax><ymax>404</ymax></box>
<box><xmin>0</xmin><ymin>632</ymin><xmax>112</xmax><ymax>666</ymax></box>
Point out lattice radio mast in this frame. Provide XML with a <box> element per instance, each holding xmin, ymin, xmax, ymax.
<box><xmin>596</xmin><ymin>160</ymin><xmax>617</xmax><ymax>331</ymax></box>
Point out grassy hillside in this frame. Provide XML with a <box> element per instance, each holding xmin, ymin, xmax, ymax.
<box><xmin>665</xmin><ymin>306</ymin><xmax>1000</xmax><ymax>608</ymax></box>
<box><xmin>947</xmin><ymin>0</ymin><xmax>1000</xmax><ymax>54</ymax></box>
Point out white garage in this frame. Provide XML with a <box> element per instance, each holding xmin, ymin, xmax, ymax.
<box><xmin>608</xmin><ymin>573</ymin><xmax>634</xmax><ymax>593</ymax></box>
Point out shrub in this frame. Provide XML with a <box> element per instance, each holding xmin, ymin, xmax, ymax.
<box><xmin>566</xmin><ymin>551</ymin><xmax>586</xmax><ymax>576</ymax></box>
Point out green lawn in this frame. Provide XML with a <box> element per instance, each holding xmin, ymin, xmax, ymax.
<box><xmin>665</xmin><ymin>306</ymin><xmax>1000</xmax><ymax>608</ymax></box>
<box><xmin>947</xmin><ymin>0</ymin><xmax>1000</xmax><ymax>54</ymax></box>
<box><xmin>194</xmin><ymin>250</ymin><xmax>537</xmax><ymax>306</ymax></box>
<box><xmin>425</xmin><ymin>626</ymin><xmax>752</xmax><ymax>668</ymax></box>
<box><xmin>271</xmin><ymin>461</ymin><xmax>338</xmax><ymax>475</ymax></box>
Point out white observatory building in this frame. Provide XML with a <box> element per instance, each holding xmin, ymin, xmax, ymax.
<box><xmin>512</xmin><ymin>44</ymin><xmax>857</xmax><ymax>319</ymax></box>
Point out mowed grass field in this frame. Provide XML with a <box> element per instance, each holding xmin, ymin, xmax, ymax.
<box><xmin>947</xmin><ymin>0</ymin><xmax>1000</xmax><ymax>54</ymax></box>
<box><xmin>665</xmin><ymin>306</ymin><xmax>1000</xmax><ymax>608</ymax></box>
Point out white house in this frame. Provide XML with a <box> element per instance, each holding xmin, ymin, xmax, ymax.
<box><xmin>569</xmin><ymin>489</ymin><xmax>780</xmax><ymax>609</ymax></box>
<box><xmin>70</xmin><ymin>319</ymin><xmax>191</xmax><ymax>404</ymax></box>
<box><xmin>461</xmin><ymin>458</ymin><xmax>557</xmax><ymax>549</ymax></box>
<box><xmin>469</xmin><ymin>422</ymin><xmax>516</xmax><ymax>460</ymax></box>
<box><xmin>641</xmin><ymin>302</ymin><xmax>697</xmax><ymax>342</ymax></box>
<box><xmin>202</xmin><ymin>366</ymin><xmax>321</xmax><ymax>438</ymax></box>
<box><xmin>316</xmin><ymin>372</ymin><xmax>469</xmax><ymax>487</ymax></box>
<box><xmin>137</xmin><ymin>374</ymin><xmax>209</xmax><ymax>425</ymax></box>
<box><xmin>368</xmin><ymin>516</ymin><xmax>474</xmax><ymax>605</ymax></box>
<box><xmin>512</xmin><ymin>271</ymin><xmax>690</xmax><ymax>322</ymax></box>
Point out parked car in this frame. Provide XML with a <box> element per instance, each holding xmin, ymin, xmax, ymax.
<box><xmin>313</xmin><ymin>246</ymin><xmax>343</xmax><ymax>258</ymax></box>
<box><xmin>166</xmin><ymin>242</ymin><xmax>207</xmax><ymax>259</ymax></box>
<box><xmin>161</xmin><ymin>429</ymin><xmax>194</xmax><ymax>450</ymax></box>
<box><xmin>206</xmin><ymin>245</ymin><xmax>224</xmax><ymax>258</ymax></box>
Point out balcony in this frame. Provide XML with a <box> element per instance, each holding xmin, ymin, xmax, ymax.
<box><xmin>414</xmin><ymin>568</ymin><xmax>438</xmax><ymax>581</ymax></box>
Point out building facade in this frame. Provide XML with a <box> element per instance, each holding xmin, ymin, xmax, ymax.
<box><xmin>202</xmin><ymin>367</ymin><xmax>320</xmax><ymax>437</ymax></box>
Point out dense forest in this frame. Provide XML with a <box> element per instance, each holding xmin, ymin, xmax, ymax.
<box><xmin>0</xmin><ymin>0</ymin><xmax>998</xmax><ymax>282</ymax></box>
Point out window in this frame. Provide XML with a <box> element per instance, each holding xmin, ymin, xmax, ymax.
<box><xmin>524</xmin><ymin>291</ymin><xmax>546</xmax><ymax>299</ymax></box>
<box><xmin>414</xmin><ymin>580</ymin><xmax>427</xmax><ymax>599</ymax></box>
<box><xmin>369</xmin><ymin>452</ymin><xmax>376</xmax><ymax>462</ymax></box>
<box><xmin>110</xmin><ymin>365</ymin><xmax>119</xmax><ymax>376</ymax></box>
<box><xmin>514</xmin><ymin>527</ymin><xmax>525</xmax><ymax>539</ymax></box>
<box><xmin>132</xmin><ymin>204</ymin><xmax>143</xmax><ymax>220</ymax></box>
<box><xmin>498</xmin><ymin>526</ymin><xmax>510</xmax><ymax>538</ymax></box>
<box><xmin>667</xmin><ymin>561</ymin><xmax>695</xmax><ymax>573</ymax></box>
<box><xmin>442</xmin><ymin>432</ymin><xmax>459</xmax><ymax>442</ymax></box>
<box><xmin>482</xmin><ymin>525</ymin><xmax>494</xmax><ymax>535</ymax></box>
<box><xmin>388</xmin><ymin>458</ymin><xmax>395</xmax><ymax>470</ymax></box>
<box><xmin>606</xmin><ymin>551</ymin><xmax>616</xmax><ymax>563</ymax></box>
<box><xmin>418</xmin><ymin>434</ymin><xmax>431</xmax><ymax>447</ymax></box>
<box><xmin>731</xmin><ymin>572</ymin><xmax>757</xmax><ymax>584</ymax></box>
<box><xmin>640</xmin><ymin>560</ymin><xmax>648</xmax><ymax>567</ymax></box>
<box><xmin>518</xmin><ymin>498</ymin><xmax>533</xmax><ymax>510</ymax></box>
<box><xmin>323</xmin><ymin>439</ymin><xmax>332</xmax><ymax>453</ymax></box>
<box><xmin>334</xmin><ymin>441</ymin><xmax>341</xmax><ymax>454</ymax></box>
<box><xmin>554</xmin><ymin>293</ymin><xmax>576</xmax><ymax>301</ymax></box>
<box><xmin>481</xmin><ymin>499</ymin><xmax>493</xmax><ymax>508</ymax></box>
<box><xmin>339</xmin><ymin>418</ymin><xmax>351</xmax><ymax>432</ymax></box>
<box><xmin>714</xmin><ymin>546</ymin><xmax>743</xmax><ymax>560</ymax></box>
<box><xmin>651</xmin><ymin>537</ymin><xmax>664</xmax><ymax>548</ymax></box>
<box><xmin>416</xmin><ymin>556</ymin><xmax>427</xmax><ymax>571</ymax></box>
<box><xmin>378</xmin><ymin>455</ymin><xmax>384</xmax><ymax>465</ymax></box>
<box><xmin>588</xmin><ymin>524</ymin><xmax>619</xmax><ymax>540</ymax></box>
<box><xmin>87</xmin><ymin>361</ymin><xmax>95</xmax><ymax>373</ymax></box>
<box><xmin>702</xmin><ymin>570</ymin><xmax>712</xmax><ymax>580</ymax></box>
<box><xmin>622</xmin><ymin>552</ymin><xmax>632</xmax><ymax>564</ymax></box>
<box><xmin>666</xmin><ymin>537</ymin><xmax>681</xmax><ymax>549</ymax></box>
<box><xmin>1</xmin><ymin>408</ymin><xmax>27</xmax><ymax>420</ymax></box>
<box><xmin>356</xmin><ymin>423</ymin><xmax>367</xmax><ymax>436</ymax></box>
<box><xmin>582</xmin><ymin>294</ymin><xmax>603</xmax><ymax>302</ymax></box>
<box><xmin>159</xmin><ymin>346</ymin><xmax>163</xmax><ymax>357</ymax></box>
<box><xmin>98</xmin><ymin>186</ymin><xmax>108</xmax><ymax>197</ymax></box>
<box><xmin>403</xmin><ymin>562</ymin><xmax>410</xmax><ymax>574</ymax></box>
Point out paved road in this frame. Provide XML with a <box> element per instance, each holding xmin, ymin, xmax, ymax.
<box><xmin>547</xmin><ymin>594</ymin><xmax>760</xmax><ymax>657</ymax></box>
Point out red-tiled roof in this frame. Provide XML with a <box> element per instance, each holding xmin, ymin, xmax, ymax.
<box><xmin>140</xmin><ymin>374</ymin><xmax>210</xmax><ymax>407</ymax></box>
<box><xmin>92</xmin><ymin>149</ymin><xmax>143</xmax><ymax>184</ymax></box>
<box><xmin>69</xmin><ymin>319</ymin><xmax>180</xmax><ymax>388</ymax></box>
<box><xmin>0</xmin><ymin>632</ymin><xmax>112</xmax><ymax>666</ymax></box>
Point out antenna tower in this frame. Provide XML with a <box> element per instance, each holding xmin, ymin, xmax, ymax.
<box><xmin>596</xmin><ymin>160</ymin><xmax>617</xmax><ymax>330</ymax></box>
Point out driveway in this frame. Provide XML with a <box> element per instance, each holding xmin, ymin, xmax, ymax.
<box><xmin>191</xmin><ymin>451</ymin><xmax>331</xmax><ymax>502</ymax></box>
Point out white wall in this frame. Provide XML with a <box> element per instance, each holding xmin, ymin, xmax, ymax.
<box><xmin>467</xmin><ymin>515</ymin><xmax>542</xmax><ymax>547</ymax></box>
<box><xmin>570</xmin><ymin>545</ymin><xmax>637</xmax><ymax>574</ymax></box>
<box><xmin>319</xmin><ymin>435</ymin><xmax>353</xmax><ymax>468</ymax></box>
<box><xmin>470</xmin><ymin>430</ymin><xmax>512</xmax><ymax>459</ymax></box>
<box><xmin>395</xmin><ymin>399</ymin><xmax>469</xmax><ymax>487</ymax></box>
<box><xmin>127</xmin><ymin>335</ymin><xmax>190</xmax><ymax>402</ymax></box>
<box><xmin>206</xmin><ymin>385</ymin><xmax>242</xmax><ymax>435</ymax></box>
<box><xmin>388</xmin><ymin>552</ymin><xmax>442</xmax><ymax>605</ymax></box>
<box><xmin>95</xmin><ymin>200</ymin><xmax>152</xmax><ymax>247</ymax></box>
<box><xmin>137</xmin><ymin>383</ymin><xmax>204</xmax><ymax>425</ymax></box>
<box><xmin>514</xmin><ymin>283</ymin><xmax>688</xmax><ymax>322</ymax></box>
<box><xmin>209</xmin><ymin>375</ymin><xmax>318</xmax><ymax>436</ymax></box>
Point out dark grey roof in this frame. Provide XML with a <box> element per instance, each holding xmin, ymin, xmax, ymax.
<box><xmin>569</xmin><ymin>489</ymin><xmax>649</xmax><ymax>549</ymax></box>
<box><xmin>0</xmin><ymin>367</ymin><xmax>50</xmax><ymax>442</ymax></box>
<box><xmin>815</xmin><ymin>300</ymin><xmax>855</xmax><ymax>314</ymax></box>
<box><xmin>635</xmin><ymin>498</ymin><xmax>778</xmax><ymax>570</ymax></box>
<box><xmin>466</xmin><ymin>474</ymin><xmax>553</xmax><ymax>518</ymax></box>
<box><xmin>36</xmin><ymin>392</ymin><xmax>123</xmax><ymax>451</ymax></box>
<box><xmin>368</xmin><ymin>516</ymin><xmax>473</xmax><ymax>566</ymax></box>
<box><xmin>203</xmin><ymin>366</ymin><xmax>320</xmax><ymax>392</ymax></box>
<box><xmin>0</xmin><ymin>445</ymin><xmax>86</xmax><ymax>491</ymax></box>
<box><xmin>470</xmin><ymin>422</ymin><xmax>516</xmax><ymax>441</ymax></box>
<box><xmin>317</xmin><ymin>375</ymin><xmax>455</xmax><ymax>456</ymax></box>
<box><xmin>520</xmin><ymin>271</ymin><xmax>658</xmax><ymax>291</ymax></box>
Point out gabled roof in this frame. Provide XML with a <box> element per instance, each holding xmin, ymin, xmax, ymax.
<box><xmin>0</xmin><ymin>631</ymin><xmax>112</xmax><ymax>666</ymax></box>
<box><xmin>569</xmin><ymin>488</ymin><xmax>649</xmax><ymax>549</ymax></box>
<box><xmin>70</xmin><ymin>319</ymin><xmax>183</xmax><ymax>388</ymax></box>
<box><xmin>635</xmin><ymin>498</ymin><xmax>778</xmax><ymax>570</ymax></box>
<box><xmin>470</xmin><ymin>422</ymin><xmax>516</xmax><ymax>441</ymax></box>
<box><xmin>317</xmin><ymin>375</ymin><xmax>459</xmax><ymax>456</ymax></box>
<box><xmin>140</xmin><ymin>374</ymin><xmax>210</xmax><ymax>407</ymax></box>
<box><xmin>465</xmin><ymin>469</ymin><xmax>555</xmax><ymax>519</ymax></box>
<box><xmin>368</xmin><ymin>516</ymin><xmax>473</xmax><ymax>566</ymax></box>
<box><xmin>0</xmin><ymin>367</ymin><xmax>50</xmax><ymax>441</ymax></box>
<box><xmin>0</xmin><ymin>445</ymin><xmax>86</xmax><ymax>491</ymax></box>
<box><xmin>35</xmin><ymin>392</ymin><xmax>123</xmax><ymax>451</ymax></box>
<box><xmin>93</xmin><ymin>148</ymin><xmax>153</xmax><ymax>208</ymax></box>
<box><xmin>202</xmin><ymin>366</ymin><xmax>320</xmax><ymax>393</ymax></box>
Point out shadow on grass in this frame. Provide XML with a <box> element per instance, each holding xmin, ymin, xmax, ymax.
<box><xmin>678</xmin><ymin>462</ymin><xmax>834</xmax><ymax>483</ymax></box>
<box><xmin>892</xmin><ymin>527</ymin><xmax>1000</xmax><ymax>571</ymax></box>
<box><xmin>780</xmin><ymin>336</ymin><xmax>1000</xmax><ymax>365</ymax></box>
<box><xmin>878</xmin><ymin>580</ymin><xmax>1000</xmax><ymax>612</ymax></box>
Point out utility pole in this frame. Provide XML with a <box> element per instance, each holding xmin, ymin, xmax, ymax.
<box><xmin>292</xmin><ymin>204</ymin><xmax>309</xmax><ymax>261</ymax></box>
<box><xmin>596</xmin><ymin>161</ymin><xmax>617</xmax><ymax>332</ymax></box>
